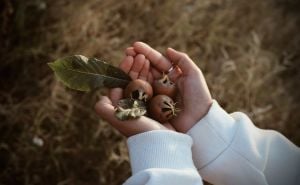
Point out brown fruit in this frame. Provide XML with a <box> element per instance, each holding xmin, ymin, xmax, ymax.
<box><xmin>153</xmin><ymin>74</ymin><xmax>176</xmax><ymax>99</ymax></box>
<box><xmin>148</xmin><ymin>95</ymin><xmax>179</xmax><ymax>123</ymax></box>
<box><xmin>124</xmin><ymin>79</ymin><xmax>153</xmax><ymax>102</ymax></box>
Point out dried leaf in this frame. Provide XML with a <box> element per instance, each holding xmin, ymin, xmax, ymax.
<box><xmin>48</xmin><ymin>55</ymin><xmax>131</xmax><ymax>91</ymax></box>
<box><xmin>115</xmin><ymin>99</ymin><xmax>147</xmax><ymax>120</ymax></box>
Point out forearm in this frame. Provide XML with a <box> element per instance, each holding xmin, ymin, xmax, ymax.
<box><xmin>124</xmin><ymin>130</ymin><xmax>203</xmax><ymax>185</ymax></box>
<box><xmin>187</xmin><ymin>100</ymin><xmax>300</xmax><ymax>185</ymax></box>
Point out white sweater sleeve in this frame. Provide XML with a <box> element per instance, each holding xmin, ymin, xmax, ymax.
<box><xmin>187</xmin><ymin>100</ymin><xmax>300</xmax><ymax>185</ymax></box>
<box><xmin>124</xmin><ymin>130</ymin><xmax>203</xmax><ymax>185</ymax></box>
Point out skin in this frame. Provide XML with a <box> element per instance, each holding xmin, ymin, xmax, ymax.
<box><xmin>95</xmin><ymin>42</ymin><xmax>212</xmax><ymax>137</ymax></box>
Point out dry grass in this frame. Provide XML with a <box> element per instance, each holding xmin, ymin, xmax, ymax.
<box><xmin>0</xmin><ymin>0</ymin><xmax>299</xmax><ymax>184</ymax></box>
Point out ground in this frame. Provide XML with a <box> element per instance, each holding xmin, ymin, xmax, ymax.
<box><xmin>0</xmin><ymin>0</ymin><xmax>299</xmax><ymax>184</ymax></box>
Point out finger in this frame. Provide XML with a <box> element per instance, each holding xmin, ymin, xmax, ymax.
<box><xmin>129</xmin><ymin>54</ymin><xmax>145</xmax><ymax>80</ymax></box>
<box><xmin>109</xmin><ymin>88</ymin><xmax>123</xmax><ymax>106</ymax></box>
<box><xmin>95</xmin><ymin>96</ymin><xmax>126</xmax><ymax>129</ymax></box>
<box><xmin>119</xmin><ymin>56</ymin><xmax>134</xmax><ymax>74</ymax></box>
<box><xmin>147</xmin><ymin>72</ymin><xmax>154</xmax><ymax>84</ymax></box>
<box><xmin>125</xmin><ymin>47</ymin><xmax>137</xmax><ymax>56</ymax></box>
<box><xmin>95</xmin><ymin>96</ymin><xmax>165</xmax><ymax>137</ymax></box>
<box><xmin>138</xmin><ymin>59</ymin><xmax>150</xmax><ymax>81</ymax></box>
<box><xmin>166</xmin><ymin>48</ymin><xmax>199</xmax><ymax>75</ymax></box>
<box><xmin>150</xmin><ymin>67</ymin><xmax>162</xmax><ymax>79</ymax></box>
<box><xmin>168</xmin><ymin>66</ymin><xmax>182</xmax><ymax>82</ymax></box>
<box><xmin>95</xmin><ymin>96</ymin><xmax>116</xmax><ymax>123</ymax></box>
<box><xmin>133</xmin><ymin>41</ymin><xmax>172</xmax><ymax>72</ymax></box>
<box><xmin>95</xmin><ymin>96</ymin><xmax>129</xmax><ymax>136</ymax></box>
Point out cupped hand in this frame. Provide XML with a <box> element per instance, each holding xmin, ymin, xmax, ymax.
<box><xmin>94</xmin><ymin>51</ymin><xmax>175</xmax><ymax>137</ymax></box>
<box><xmin>130</xmin><ymin>42</ymin><xmax>213</xmax><ymax>133</ymax></box>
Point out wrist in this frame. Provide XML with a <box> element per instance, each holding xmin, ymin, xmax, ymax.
<box><xmin>195</xmin><ymin>98</ymin><xmax>213</xmax><ymax>123</ymax></box>
<box><xmin>186</xmin><ymin>100</ymin><xmax>237</xmax><ymax>169</ymax></box>
<box><xmin>181</xmin><ymin>99</ymin><xmax>213</xmax><ymax>133</ymax></box>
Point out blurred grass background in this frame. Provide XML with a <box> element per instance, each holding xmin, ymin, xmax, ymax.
<box><xmin>0</xmin><ymin>0</ymin><xmax>299</xmax><ymax>184</ymax></box>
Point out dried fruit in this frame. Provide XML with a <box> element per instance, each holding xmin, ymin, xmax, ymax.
<box><xmin>148</xmin><ymin>94</ymin><xmax>179</xmax><ymax>123</ymax></box>
<box><xmin>124</xmin><ymin>79</ymin><xmax>153</xmax><ymax>102</ymax></box>
<box><xmin>153</xmin><ymin>74</ymin><xmax>176</xmax><ymax>98</ymax></box>
<box><xmin>115</xmin><ymin>99</ymin><xmax>147</xmax><ymax>120</ymax></box>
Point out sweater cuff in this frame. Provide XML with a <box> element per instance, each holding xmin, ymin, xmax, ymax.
<box><xmin>127</xmin><ymin>130</ymin><xmax>196</xmax><ymax>174</ymax></box>
<box><xmin>187</xmin><ymin>100</ymin><xmax>239</xmax><ymax>169</ymax></box>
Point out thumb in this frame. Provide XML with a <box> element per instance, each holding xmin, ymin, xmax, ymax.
<box><xmin>95</xmin><ymin>96</ymin><xmax>131</xmax><ymax>136</ymax></box>
<box><xmin>95</xmin><ymin>96</ymin><xmax>116</xmax><ymax>123</ymax></box>
<box><xmin>166</xmin><ymin>48</ymin><xmax>199</xmax><ymax>75</ymax></box>
<box><xmin>109</xmin><ymin>88</ymin><xmax>123</xmax><ymax>106</ymax></box>
<box><xmin>95</xmin><ymin>96</ymin><xmax>166</xmax><ymax>137</ymax></box>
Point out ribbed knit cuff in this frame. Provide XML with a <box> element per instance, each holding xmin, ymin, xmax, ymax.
<box><xmin>127</xmin><ymin>130</ymin><xmax>196</xmax><ymax>174</ymax></box>
<box><xmin>187</xmin><ymin>100</ymin><xmax>239</xmax><ymax>169</ymax></box>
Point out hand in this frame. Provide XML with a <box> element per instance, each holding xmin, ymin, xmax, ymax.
<box><xmin>94</xmin><ymin>52</ymin><xmax>175</xmax><ymax>137</ymax></box>
<box><xmin>129</xmin><ymin>42</ymin><xmax>213</xmax><ymax>133</ymax></box>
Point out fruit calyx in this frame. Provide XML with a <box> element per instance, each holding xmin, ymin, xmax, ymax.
<box><xmin>130</xmin><ymin>89</ymin><xmax>149</xmax><ymax>102</ymax></box>
<box><xmin>115</xmin><ymin>99</ymin><xmax>147</xmax><ymax>120</ymax></box>
<box><xmin>124</xmin><ymin>79</ymin><xmax>153</xmax><ymax>102</ymax></box>
<box><xmin>149</xmin><ymin>94</ymin><xmax>180</xmax><ymax>123</ymax></box>
<box><xmin>160</xmin><ymin>73</ymin><xmax>174</xmax><ymax>85</ymax></box>
<box><xmin>153</xmin><ymin>73</ymin><xmax>177</xmax><ymax>98</ymax></box>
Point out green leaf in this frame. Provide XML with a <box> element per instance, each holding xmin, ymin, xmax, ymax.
<box><xmin>48</xmin><ymin>55</ymin><xmax>131</xmax><ymax>91</ymax></box>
